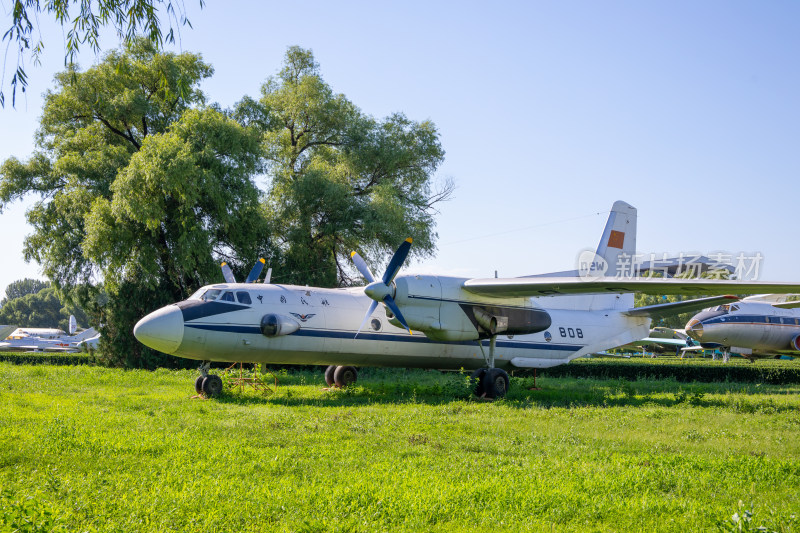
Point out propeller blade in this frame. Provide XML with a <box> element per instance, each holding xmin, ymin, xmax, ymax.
<box><xmin>382</xmin><ymin>238</ymin><xmax>413</xmax><ymax>285</ymax></box>
<box><xmin>355</xmin><ymin>300</ymin><xmax>379</xmax><ymax>338</ymax></box>
<box><xmin>350</xmin><ymin>251</ymin><xmax>375</xmax><ymax>283</ymax></box>
<box><xmin>220</xmin><ymin>262</ymin><xmax>236</xmax><ymax>283</ymax></box>
<box><xmin>263</xmin><ymin>267</ymin><xmax>272</xmax><ymax>284</ymax></box>
<box><xmin>383</xmin><ymin>295</ymin><xmax>412</xmax><ymax>335</ymax></box>
<box><xmin>245</xmin><ymin>258</ymin><xmax>266</xmax><ymax>283</ymax></box>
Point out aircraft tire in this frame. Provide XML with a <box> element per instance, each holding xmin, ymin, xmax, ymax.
<box><xmin>482</xmin><ymin>368</ymin><xmax>509</xmax><ymax>399</ymax></box>
<box><xmin>470</xmin><ymin>368</ymin><xmax>487</xmax><ymax>397</ymax></box>
<box><xmin>194</xmin><ymin>375</ymin><xmax>205</xmax><ymax>394</ymax></box>
<box><xmin>201</xmin><ymin>374</ymin><xmax>223</xmax><ymax>397</ymax></box>
<box><xmin>324</xmin><ymin>365</ymin><xmax>336</xmax><ymax>386</ymax></box>
<box><xmin>333</xmin><ymin>366</ymin><xmax>358</xmax><ymax>388</ymax></box>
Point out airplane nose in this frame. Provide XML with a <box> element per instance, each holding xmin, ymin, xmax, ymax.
<box><xmin>134</xmin><ymin>305</ymin><xmax>184</xmax><ymax>354</ymax></box>
<box><xmin>685</xmin><ymin>319</ymin><xmax>704</xmax><ymax>340</ymax></box>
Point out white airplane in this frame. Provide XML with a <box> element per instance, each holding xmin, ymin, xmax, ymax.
<box><xmin>0</xmin><ymin>315</ymin><xmax>99</xmax><ymax>352</ymax></box>
<box><xmin>133</xmin><ymin>201</ymin><xmax>800</xmax><ymax>398</ymax></box>
<box><xmin>685</xmin><ymin>297</ymin><xmax>800</xmax><ymax>360</ymax></box>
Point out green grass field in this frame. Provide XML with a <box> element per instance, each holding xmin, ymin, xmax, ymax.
<box><xmin>1</xmin><ymin>363</ymin><xmax>798</xmax><ymax>532</ymax></box>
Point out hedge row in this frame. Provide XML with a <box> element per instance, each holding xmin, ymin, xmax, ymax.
<box><xmin>0</xmin><ymin>352</ymin><xmax>94</xmax><ymax>366</ymax></box>
<box><xmin>533</xmin><ymin>357</ymin><xmax>800</xmax><ymax>384</ymax></box>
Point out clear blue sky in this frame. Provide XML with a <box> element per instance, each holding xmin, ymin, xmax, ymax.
<box><xmin>1</xmin><ymin>0</ymin><xmax>799</xmax><ymax>299</ymax></box>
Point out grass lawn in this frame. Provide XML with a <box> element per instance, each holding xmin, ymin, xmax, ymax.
<box><xmin>1</xmin><ymin>363</ymin><xmax>798</xmax><ymax>532</ymax></box>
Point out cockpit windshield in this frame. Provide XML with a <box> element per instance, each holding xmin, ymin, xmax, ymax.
<box><xmin>710</xmin><ymin>304</ymin><xmax>738</xmax><ymax>313</ymax></box>
<box><xmin>187</xmin><ymin>288</ymin><xmax>252</xmax><ymax>305</ymax></box>
<box><xmin>200</xmin><ymin>289</ymin><xmax>222</xmax><ymax>301</ymax></box>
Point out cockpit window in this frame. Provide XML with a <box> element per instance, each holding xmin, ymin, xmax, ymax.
<box><xmin>236</xmin><ymin>292</ymin><xmax>252</xmax><ymax>305</ymax></box>
<box><xmin>730</xmin><ymin>305</ymin><xmax>739</xmax><ymax>312</ymax></box>
<box><xmin>201</xmin><ymin>289</ymin><xmax>221</xmax><ymax>301</ymax></box>
<box><xmin>220</xmin><ymin>291</ymin><xmax>235</xmax><ymax>302</ymax></box>
<box><xmin>188</xmin><ymin>288</ymin><xmax>206</xmax><ymax>300</ymax></box>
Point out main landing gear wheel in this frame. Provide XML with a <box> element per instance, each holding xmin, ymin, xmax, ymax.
<box><xmin>324</xmin><ymin>365</ymin><xmax>336</xmax><ymax>386</ymax></box>
<box><xmin>195</xmin><ymin>375</ymin><xmax>205</xmax><ymax>395</ymax></box>
<box><xmin>470</xmin><ymin>368</ymin><xmax>488</xmax><ymax>397</ymax></box>
<box><xmin>201</xmin><ymin>374</ymin><xmax>223</xmax><ymax>397</ymax></box>
<box><xmin>482</xmin><ymin>368</ymin><xmax>509</xmax><ymax>399</ymax></box>
<box><xmin>333</xmin><ymin>365</ymin><xmax>358</xmax><ymax>388</ymax></box>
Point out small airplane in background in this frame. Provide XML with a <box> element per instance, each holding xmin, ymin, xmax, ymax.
<box><xmin>685</xmin><ymin>296</ymin><xmax>800</xmax><ymax>361</ymax></box>
<box><xmin>622</xmin><ymin>326</ymin><xmax>703</xmax><ymax>356</ymax></box>
<box><xmin>0</xmin><ymin>315</ymin><xmax>99</xmax><ymax>352</ymax></box>
<box><xmin>134</xmin><ymin>201</ymin><xmax>800</xmax><ymax>399</ymax></box>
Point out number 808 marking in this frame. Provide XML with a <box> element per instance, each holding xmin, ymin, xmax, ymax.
<box><xmin>559</xmin><ymin>327</ymin><xmax>583</xmax><ymax>339</ymax></box>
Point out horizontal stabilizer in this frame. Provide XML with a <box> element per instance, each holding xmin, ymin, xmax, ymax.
<box><xmin>624</xmin><ymin>295</ymin><xmax>738</xmax><ymax>319</ymax></box>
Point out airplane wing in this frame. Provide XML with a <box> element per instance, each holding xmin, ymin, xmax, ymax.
<box><xmin>771</xmin><ymin>300</ymin><xmax>800</xmax><ymax>309</ymax></box>
<box><xmin>680</xmin><ymin>345</ymin><xmax>707</xmax><ymax>352</ymax></box>
<box><xmin>629</xmin><ymin>337</ymin><xmax>689</xmax><ymax>347</ymax></box>
<box><xmin>624</xmin><ymin>295</ymin><xmax>738</xmax><ymax>319</ymax></box>
<box><xmin>462</xmin><ymin>277</ymin><xmax>800</xmax><ymax>298</ymax></box>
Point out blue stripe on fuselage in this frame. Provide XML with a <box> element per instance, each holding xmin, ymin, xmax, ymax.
<box><xmin>184</xmin><ymin>323</ymin><xmax>582</xmax><ymax>352</ymax></box>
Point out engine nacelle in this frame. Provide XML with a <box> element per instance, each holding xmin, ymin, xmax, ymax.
<box><xmin>472</xmin><ymin>307</ymin><xmax>508</xmax><ymax>335</ymax></box>
<box><xmin>260</xmin><ymin>314</ymin><xmax>300</xmax><ymax>337</ymax></box>
<box><xmin>791</xmin><ymin>334</ymin><xmax>800</xmax><ymax>352</ymax></box>
<box><xmin>391</xmin><ymin>274</ymin><xmax>551</xmax><ymax>341</ymax></box>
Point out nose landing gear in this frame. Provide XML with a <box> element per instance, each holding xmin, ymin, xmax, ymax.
<box><xmin>194</xmin><ymin>361</ymin><xmax>223</xmax><ymax>398</ymax></box>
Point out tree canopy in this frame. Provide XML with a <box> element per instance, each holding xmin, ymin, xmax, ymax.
<box><xmin>0</xmin><ymin>43</ymin><xmax>451</xmax><ymax>367</ymax></box>
<box><xmin>1</xmin><ymin>0</ymin><xmax>202</xmax><ymax>107</ymax></box>
<box><xmin>244</xmin><ymin>46</ymin><xmax>452</xmax><ymax>287</ymax></box>
<box><xmin>0</xmin><ymin>285</ymin><xmax>87</xmax><ymax>331</ymax></box>
<box><xmin>1</xmin><ymin>278</ymin><xmax>50</xmax><ymax>307</ymax></box>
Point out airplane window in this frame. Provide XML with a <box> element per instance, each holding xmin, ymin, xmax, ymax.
<box><xmin>188</xmin><ymin>289</ymin><xmax>206</xmax><ymax>300</ymax></box>
<box><xmin>730</xmin><ymin>305</ymin><xmax>739</xmax><ymax>312</ymax></box>
<box><xmin>721</xmin><ymin>305</ymin><xmax>730</xmax><ymax>311</ymax></box>
<box><xmin>764</xmin><ymin>317</ymin><xmax>771</xmax><ymax>324</ymax></box>
<box><xmin>236</xmin><ymin>292</ymin><xmax>252</xmax><ymax>305</ymax></box>
<box><xmin>221</xmin><ymin>291</ymin><xmax>235</xmax><ymax>302</ymax></box>
<box><xmin>201</xmin><ymin>289</ymin><xmax>221</xmax><ymax>301</ymax></box>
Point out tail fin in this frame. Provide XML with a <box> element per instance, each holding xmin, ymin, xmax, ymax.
<box><xmin>596</xmin><ymin>200</ymin><xmax>637</xmax><ymax>277</ymax></box>
<box><xmin>70</xmin><ymin>327</ymin><xmax>97</xmax><ymax>341</ymax></box>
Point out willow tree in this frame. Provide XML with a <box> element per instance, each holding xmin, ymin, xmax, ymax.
<box><xmin>239</xmin><ymin>47</ymin><xmax>452</xmax><ymax>287</ymax></box>
<box><xmin>0</xmin><ymin>39</ymin><xmax>269</xmax><ymax>367</ymax></box>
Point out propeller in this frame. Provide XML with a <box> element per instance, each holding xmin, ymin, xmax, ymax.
<box><xmin>220</xmin><ymin>262</ymin><xmax>236</xmax><ymax>283</ymax></box>
<box><xmin>245</xmin><ymin>258</ymin><xmax>266</xmax><ymax>283</ymax></box>
<box><xmin>351</xmin><ymin>238</ymin><xmax>413</xmax><ymax>336</ymax></box>
<box><xmin>220</xmin><ymin>258</ymin><xmax>267</xmax><ymax>283</ymax></box>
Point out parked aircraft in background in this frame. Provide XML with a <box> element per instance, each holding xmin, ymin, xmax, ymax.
<box><xmin>623</xmin><ymin>326</ymin><xmax>704</xmax><ymax>356</ymax></box>
<box><xmin>686</xmin><ymin>298</ymin><xmax>800</xmax><ymax>360</ymax></box>
<box><xmin>134</xmin><ymin>201</ymin><xmax>800</xmax><ymax>398</ymax></box>
<box><xmin>0</xmin><ymin>315</ymin><xmax>99</xmax><ymax>352</ymax></box>
<box><xmin>7</xmin><ymin>314</ymin><xmax>77</xmax><ymax>339</ymax></box>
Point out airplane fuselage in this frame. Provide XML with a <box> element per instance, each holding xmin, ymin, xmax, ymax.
<box><xmin>135</xmin><ymin>280</ymin><xmax>650</xmax><ymax>370</ymax></box>
<box><xmin>686</xmin><ymin>302</ymin><xmax>800</xmax><ymax>357</ymax></box>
